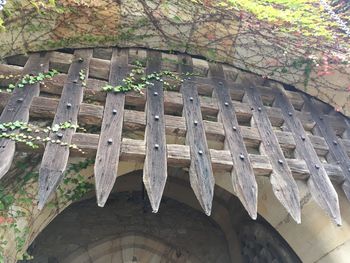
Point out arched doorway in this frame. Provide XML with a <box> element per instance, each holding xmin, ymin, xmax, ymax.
<box><xmin>23</xmin><ymin>171</ymin><xmax>301</xmax><ymax>263</ymax></box>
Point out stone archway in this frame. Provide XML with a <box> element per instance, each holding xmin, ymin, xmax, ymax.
<box><xmin>20</xmin><ymin>169</ymin><xmax>301</xmax><ymax>263</ymax></box>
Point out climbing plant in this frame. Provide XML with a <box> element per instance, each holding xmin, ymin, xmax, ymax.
<box><xmin>0</xmin><ymin>157</ymin><xmax>94</xmax><ymax>261</ymax></box>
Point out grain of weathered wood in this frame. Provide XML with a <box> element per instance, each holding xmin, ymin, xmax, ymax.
<box><xmin>274</xmin><ymin>88</ymin><xmax>341</xmax><ymax>225</ymax></box>
<box><xmin>245</xmin><ymin>86</ymin><xmax>301</xmax><ymax>223</ymax></box>
<box><xmin>38</xmin><ymin>49</ymin><xmax>92</xmax><ymax>209</ymax></box>
<box><xmin>209</xmin><ymin>63</ymin><xmax>258</xmax><ymax>219</ymax></box>
<box><xmin>0</xmin><ymin>53</ymin><xmax>50</xmax><ymax>179</ymax></box>
<box><xmin>179</xmin><ymin>55</ymin><xmax>215</xmax><ymax>216</ymax></box>
<box><xmin>143</xmin><ymin>51</ymin><xmax>168</xmax><ymax>212</ymax></box>
<box><xmin>303</xmin><ymin>96</ymin><xmax>350</xmax><ymax>203</ymax></box>
<box><xmin>94</xmin><ymin>49</ymin><xmax>128</xmax><ymax>207</ymax></box>
<box><xmin>0</xmin><ymin>92</ymin><xmax>338</xmax><ymax>159</ymax></box>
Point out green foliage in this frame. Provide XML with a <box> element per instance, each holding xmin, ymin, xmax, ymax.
<box><xmin>0</xmin><ymin>69</ymin><xmax>58</xmax><ymax>93</ymax></box>
<box><xmin>0</xmin><ymin>121</ymin><xmax>85</xmax><ymax>152</ymax></box>
<box><xmin>0</xmin><ymin>157</ymin><xmax>94</xmax><ymax>261</ymax></box>
<box><xmin>102</xmin><ymin>60</ymin><xmax>193</xmax><ymax>94</ymax></box>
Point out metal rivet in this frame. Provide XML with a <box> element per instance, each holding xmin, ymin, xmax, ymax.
<box><xmin>189</xmin><ymin>97</ymin><xmax>194</xmax><ymax>102</ymax></box>
<box><xmin>73</xmin><ymin>79</ymin><xmax>78</xmax><ymax>84</ymax></box>
<box><xmin>78</xmin><ymin>57</ymin><xmax>84</xmax><ymax>63</ymax></box>
<box><xmin>107</xmin><ymin>138</ymin><xmax>113</xmax><ymax>144</ymax></box>
<box><xmin>315</xmin><ymin>164</ymin><xmax>320</xmax><ymax>169</ymax></box>
<box><xmin>218</xmin><ymin>81</ymin><xmax>223</xmax><ymax>85</ymax></box>
<box><xmin>154</xmin><ymin>115</ymin><xmax>159</xmax><ymax>121</ymax></box>
<box><xmin>194</xmin><ymin>121</ymin><xmax>198</xmax><ymax>126</ymax></box>
<box><xmin>239</xmin><ymin>154</ymin><xmax>245</xmax><ymax>160</ymax></box>
<box><xmin>154</xmin><ymin>144</ymin><xmax>159</xmax><ymax>149</ymax></box>
<box><xmin>153</xmin><ymin>92</ymin><xmax>158</xmax><ymax>96</ymax></box>
<box><xmin>233</xmin><ymin>126</ymin><xmax>237</xmax><ymax>131</ymax></box>
<box><xmin>57</xmin><ymin>133</ymin><xmax>63</xmax><ymax>139</ymax></box>
<box><xmin>198</xmin><ymin>150</ymin><xmax>203</xmax><ymax>155</ymax></box>
<box><xmin>278</xmin><ymin>159</ymin><xmax>283</xmax><ymax>165</ymax></box>
<box><xmin>224</xmin><ymin>102</ymin><xmax>229</xmax><ymax>106</ymax></box>
<box><xmin>258</xmin><ymin>107</ymin><xmax>262</xmax><ymax>112</ymax></box>
<box><xmin>301</xmin><ymin>135</ymin><xmax>306</xmax><ymax>141</ymax></box>
<box><xmin>17</xmin><ymin>98</ymin><xmax>24</xmax><ymax>103</ymax></box>
<box><xmin>288</xmin><ymin>112</ymin><xmax>292</xmax><ymax>116</ymax></box>
<box><xmin>333</xmin><ymin>140</ymin><xmax>338</xmax><ymax>145</ymax></box>
<box><xmin>66</xmin><ymin>103</ymin><xmax>72</xmax><ymax>108</ymax></box>
<box><xmin>187</xmin><ymin>77</ymin><xmax>191</xmax><ymax>80</ymax></box>
<box><xmin>112</xmin><ymin>109</ymin><xmax>117</xmax><ymax>115</ymax></box>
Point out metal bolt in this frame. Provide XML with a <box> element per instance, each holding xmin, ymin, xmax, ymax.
<box><xmin>188</xmin><ymin>77</ymin><xmax>191</xmax><ymax>80</ymax></box>
<box><xmin>315</xmin><ymin>164</ymin><xmax>320</xmax><ymax>169</ymax></box>
<box><xmin>57</xmin><ymin>133</ymin><xmax>63</xmax><ymax>139</ymax></box>
<box><xmin>78</xmin><ymin>57</ymin><xmax>84</xmax><ymax>63</ymax></box>
<box><xmin>189</xmin><ymin>97</ymin><xmax>194</xmax><ymax>102</ymax></box>
<box><xmin>154</xmin><ymin>144</ymin><xmax>159</xmax><ymax>149</ymax></box>
<box><xmin>301</xmin><ymin>135</ymin><xmax>306</xmax><ymax>141</ymax></box>
<box><xmin>66</xmin><ymin>103</ymin><xmax>72</xmax><ymax>108</ymax></box>
<box><xmin>112</xmin><ymin>109</ymin><xmax>117</xmax><ymax>115</ymax></box>
<box><xmin>154</xmin><ymin>115</ymin><xmax>159</xmax><ymax>121</ymax></box>
<box><xmin>198</xmin><ymin>150</ymin><xmax>203</xmax><ymax>155</ymax></box>
<box><xmin>333</xmin><ymin>140</ymin><xmax>338</xmax><ymax>145</ymax></box>
<box><xmin>239</xmin><ymin>154</ymin><xmax>245</xmax><ymax>160</ymax></box>
<box><xmin>278</xmin><ymin>159</ymin><xmax>283</xmax><ymax>165</ymax></box>
<box><xmin>218</xmin><ymin>81</ymin><xmax>223</xmax><ymax>85</ymax></box>
<box><xmin>258</xmin><ymin>107</ymin><xmax>262</xmax><ymax>112</ymax></box>
<box><xmin>73</xmin><ymin>79</ymin><xmax>78</xmax><ymax>84</ymax></box>
<box><xmin>107</xmin><ymin>138</ymin><xmax>113</xmax><ymax>144</ymax></box>
<box><xmin>288</xmin><ymin>112</ymin><xmax>292</xmax><ymax>116</ymax></box>
<box><xmin>194</xmin><ymin>120</ymin><xmax>198</xmax><ymax>126</ymax></box>
<box><xmin>224</xmin><ymin>102</ymin><xmax>229</xmax><ymax>107</ymax></box>
<box><xmin>233</xmin><ymin>126</ymin><xmax>237</xmax><ymax>131</ymax></box>
<box><xmin>153</xmin><ymin>91</ymin><xmax>158</xmax><ymax>96</ymax></box>
<box><xmin>17</xmin><ymin>98</ymin><xmax>24</xmax><ymax>103</ymax></box>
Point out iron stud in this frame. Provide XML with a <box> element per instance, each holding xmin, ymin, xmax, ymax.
<box><xmin>107</xmin><ymin>138</ymin><xmax>113</xmax><ymax>144</ymax></box>
<box><xmin>154</xmin><ymin>115</ymin><xmax>159</xmax><ymax>121</ymax></box>
<box><xmin>112</xmin><ymin>109</ymin><xmax>117</xmax><ymax>115</ymax></box>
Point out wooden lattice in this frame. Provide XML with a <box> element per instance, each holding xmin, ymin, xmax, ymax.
<box><xmin>0</xmin><ymin>48</ymin><xmax>349</xmax><ymax>225</ymax></box>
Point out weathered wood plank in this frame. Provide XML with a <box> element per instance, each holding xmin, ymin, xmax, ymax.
<box><xmin>274</xmin><ymin>88</ymin><xmax>341</xmax><ymax>225</ymax></box>
<box><xmin>209</xmin><ymin>63</ymin><xmax>258</xmax><ymax>220</ymax></box>
<box><xmin>143</xmin><ymin>51</ymin><xmax>168</xmax><ymax>212</ymax></box>
<box><xmin>94</xmin><ymin>49</ymin><xmax>128</xmax><ymax>207</ymax></box>
<box><xmin>38</xmin><ymin>49</ymin><xmax>93</xmax><ymax>209</ymax></box>
<box><xmin>245</xmin><ymin>86</ymin><xmax>301</xmax><ymax>223</ymax></box>
<box><xmin>179</xmin><ymin>55</ymin><xmax>215</xmax><ymax>215</ymax></box>
<box><xmin>303</xmin><ymin>96</ymin><xmax>350</xmax><ymax>202</ymax></box>
<box><xmin>0</xmin><ymin>53</ymin><xmax>50</xmax><ymax>179</ymax></box>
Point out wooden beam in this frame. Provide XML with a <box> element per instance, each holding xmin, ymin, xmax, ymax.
<box><xmin>274</xmin><ymin>88</ymin><xmax>341</xmax><ymax>225</ymax></box>
<box><xmin>210</xmin><ymin>63</ymin><xmax>258</xmax><ymax>220</ymax></box>
<box><xmin>94</xmin><ymin>49</ymin><xmax>128</xmax><ymax>207</ymax></box>
<box><xmin>303</xmin><ymin>96</ymin><xmax>350</xmax><ymax>203</ymax></box>
<box><xmin>179</xmin><ymin>55</ymin><xmax>215</xmax><ymax>215</ymax></box>
<box><xmin>245</xmin><ymin>86</ymin><xmax>301</xmax><ymax>223</ymax></box>
<box><xmin>143</xmin><ymin>51</ymin><xmax>168</xmax><ymax>212</ymax></box>
<box><xmin>0</xmin><ymin>53</ymin><xmax>50</xmax><ymax>179</ymax></box>
<box><xmin>38</xmin><ymin>49</ymin><xmax>93</xmax><ymax>210</ymax></box>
